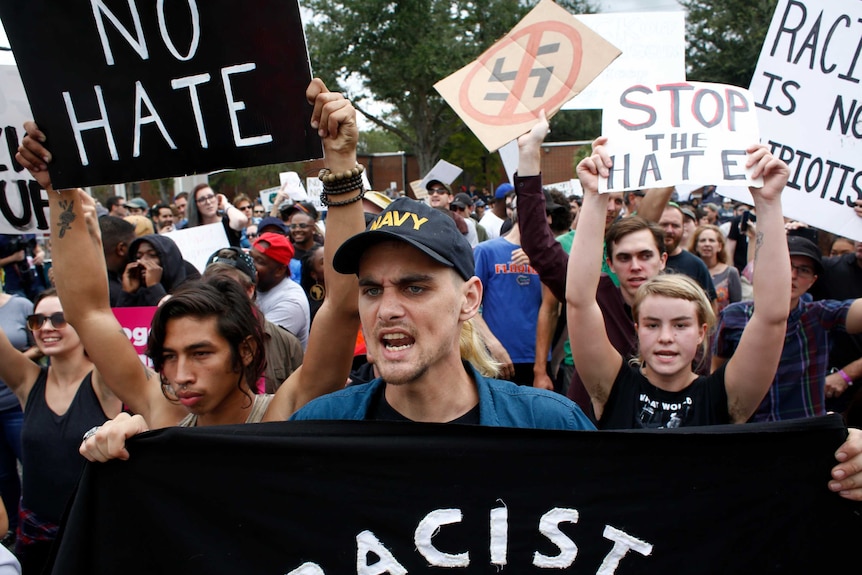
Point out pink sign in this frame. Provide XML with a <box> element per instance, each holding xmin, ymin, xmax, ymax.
<box><xmin>112</xmin><ymin>307</ymin><xmax>157</xmax><ymax>368</ymax></box>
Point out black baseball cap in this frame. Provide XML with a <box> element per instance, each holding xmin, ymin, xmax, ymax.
<box><xmin>333</xmin><ymin>197</ymin><xmax>474</xmax><ymax>280</ymax></box>
<box><xmin>450</xmin><ymin>192</ymin><xmax>474</xmax><ymax>209</ymax></box>
<box><xmin>205</xmin><ymin>247</ymin><xmax>257</xmax><ymax>284</ymax></box>
<box><xmin>787</xmin><ymin>235</ymin><xmax>823</xmax><ymax>275</ymax></box>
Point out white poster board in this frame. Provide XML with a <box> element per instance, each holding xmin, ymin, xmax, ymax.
<box><xmin>258</xmin><ymin>186</ymin><xmax>281</xmax><ymax>211</ymax></box>
<box><xmin>498</xmin><ymin>140</ymin><xmax>519</xmax><ymax>187</ymax></box>
<box><xmin>278</xmin><ymin>172</ymin><xmax>309</xmax><ymax>201</ymax></box>
<box><xmin>599</xmin><ymin>81</ymin><xmax>762</xmax><ymax>193</ymax></box>
<box><xmin>564</xmin><ymin>12</ymin><xmax>687</xmax><ymax>111</ymax></box>
<box><xmin>163</xmin><ymin>222</ymin><xmax>230</xmax><ymax>273</ymax></box>
<box><xmin>749</xmin><ymin>0</ymin><xmax>862</xmax><ymax>241</ymax></box>
<box><xmin>419</xmin><ymin>159</ymin><xmax>463</xmax><ymax>191</ymax></box>
<box><xmin>0</xmin><ymin>64</ymin><xmax>49</xmax><ymax>235</ymax></box>
<box><xmin>545</xmin><ymin>179</ymin><xmax>583</xmax><ymax>198</ymax></box>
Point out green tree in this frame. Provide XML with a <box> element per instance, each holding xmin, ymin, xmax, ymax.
<box><xmin>681</xmin><ymin>0</ymin><xmax>778</xmax><ymax>88</ymax></box>
<box><xmin>304</xmin><ymin>0</ymin><xmax>594</xmax><ymax>175</ymax></box>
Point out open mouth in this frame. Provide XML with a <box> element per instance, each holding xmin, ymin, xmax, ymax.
<box><xmin>382</xmin><ymin>333</ymin><xmax>415</xmax><ymax>352</ymax></box>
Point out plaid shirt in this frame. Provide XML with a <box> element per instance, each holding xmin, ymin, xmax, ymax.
<box><xmin>714</xmin><ymin>297</ymin><xmax>852</xmax><ymax>422</ymax></box>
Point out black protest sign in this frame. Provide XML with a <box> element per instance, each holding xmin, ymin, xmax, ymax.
<box><xmin>0</xmin><ymin>0</ymin><xmax>321</xmax><ymax>189</ymax></box>
<box><xmin>52</xmin><ymin>416</ymin><xmax>861</xmax><ymax>574</ymax></box>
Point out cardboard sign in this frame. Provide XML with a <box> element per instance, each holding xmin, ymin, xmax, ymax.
<box><xmin>599</xmin><ymin>82</ymin><xmax>762</xmax><ymax>193</ymax></box>
<box><xmin>111</xmin><ymin>306</ymin><xmax>157</xmax><ymax>367</ymax></box>
<box><xmin>163</xmin><ymin>222</ymin><xmax>228</xmax><ymax>273</ymax></box>
<box><xmin>499</xmin><ymin>139</ymin><xmax>520</xmax><ymax>186</ymax></box>
<box><xmin>0</xmin><ymin>1</ymin><xmax>322</xmax><ymax>189</ymax></box>
<box><xmin>419</xmin><ymin>159</ymin><xmax>463</xmax><ymax>192</ymax></box>
<box><xmin>434</xmin><ymin>0</ymin><xmax>620</xmax><ymax>152</ymax></box>
<box><xmin>258</xmin><ymin>186</ymin><xmax>280</xmax><ymax>212</ymax></box>
<box><xmin>305</xmin><ymin>177</ymin><xmax>325</xmax><ymax>214</ymax></box>
<box><xmin>749</xmin><ymin>0</ymin><xmax>862</xmax><ymax>241</ymax></box>
<box><xmin>0</xmin><ymin>65</ymin><xmax>50</xmax><ymax>234</ymax></box>
<box><xmin>563</xmin><ymin>12</ymin><xmax>686</xmax><ymax>111</ymax></box>
<box><xmin>545</xmin><ymin>179</ymin><xmax>583</xmax><ymax>198</ymax></box>
<box><xmin>278</xmin><ymin>171</ymin><xmax>309</xmax><ymax>202</ymax></box>
<box><xmin>52</xmin><ymin>416</ymin><xmax>862</xmax><ymax>574</ymax></box>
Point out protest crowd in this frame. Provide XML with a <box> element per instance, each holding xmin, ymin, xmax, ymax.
<box><xmin>1</xmin><ymin>1</ymin><xmax>862</xmax><ymax>573</ymax></box>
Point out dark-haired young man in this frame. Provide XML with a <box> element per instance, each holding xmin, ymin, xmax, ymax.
<box><xmin>204</xmin><ymin>247</ymin><xmax>303</xmax><ymax>393</ymax></box>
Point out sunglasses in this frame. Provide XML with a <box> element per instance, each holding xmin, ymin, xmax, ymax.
<box><xmin>27</xmin><ymin>312</ymin><xmax>67</xmax><ymax>331</ymax></box>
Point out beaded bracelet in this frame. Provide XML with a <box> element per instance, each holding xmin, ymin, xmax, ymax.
<box><xmin>321</xmin><ymin>189</ymin><xmax>365</xmax><ymax>207</ymax></box>
<box><xmin>319</xmin><ymin>164</ymin><xmax>365</xmax><ymax>194</ymax></box>
<box><xmin>321</xmin><ymin>179</ymin><xmax>365</xmax><ymax>195</ymax></box>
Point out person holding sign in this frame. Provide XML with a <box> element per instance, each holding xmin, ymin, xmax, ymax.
<box><xmin>184</xmin><ymin>184</ymin><xmax>248</xmax><ymax>248</ymax></box>
<box><xmin>15</xmin><ymin>79</ymin><xmax>361</xmax><ymax>455</ymax></box>
<box><xmin>567</xmin><ymin>138</ymin><xmax>791</xmax><ymax>429</ymax></box>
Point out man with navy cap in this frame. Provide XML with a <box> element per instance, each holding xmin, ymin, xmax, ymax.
<box><xmin>291</xmin><ymin>197</ymin><xmax>594</xmax><ymax>429</ymax></box>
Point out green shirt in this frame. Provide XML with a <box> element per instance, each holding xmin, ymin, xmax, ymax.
<box><xmin>556</xmin><ymin>230</ymin><xmax>619</xmax><ymax>365</ymax></box>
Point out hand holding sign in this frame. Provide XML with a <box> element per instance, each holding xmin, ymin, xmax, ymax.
<box><xmin>599</xmin><ymin>81</ymin><xmax>762</xmax><ymax>193</ymax></box>
<box><xmin>307</xmin><ymin>78</ymin><xmax>358</xmax><ymax>173</ymax></box>
<box><xmin>16</xmin><ymin>121</ymin><xmax>53</xmax><ymax>191</ymax></box>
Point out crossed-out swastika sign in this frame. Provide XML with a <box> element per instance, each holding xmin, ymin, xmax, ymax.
<box><xmin>460</xmin><ymin>22</ymin><xmax>581</xmax><ymax>125</ymax></box>
<box><xmin>435</xmin><ymin>0</ymin><xmax>620</xmax><ymax>152</ymax></box>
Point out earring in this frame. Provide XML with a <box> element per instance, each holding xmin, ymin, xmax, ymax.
<box><xmin>309</xmin><ymin>283</ymin><xmax>325</xmax><ymax>301</ymax></box>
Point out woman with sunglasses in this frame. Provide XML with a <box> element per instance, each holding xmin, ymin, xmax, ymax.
<box><xmin>0</xmin><ymin>288</ymin><xmax>122</xmax><ymax>572</ymax></box>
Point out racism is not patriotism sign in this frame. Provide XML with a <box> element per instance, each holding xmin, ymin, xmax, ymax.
<box><xmin>0</xmin><ymin>0</ymin><xmax>322</xmax><ymax>189</ymax></box>
<box><xmin>52</xmin><ymin>416</ymin><xmax>861</xmax><ymax>574</ymax></box>
<box><xmin>749</xmin><ymin>0</ymin><xmax>862</xmax><ymax>241</ymax></box>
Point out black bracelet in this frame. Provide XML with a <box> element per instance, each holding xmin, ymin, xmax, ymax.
<box><xmin>323</xmin><ymin>176</ymin><xmax>364</xmax><ymax>195</ymax></box>
<box><xmin>322</xmin><ymin>189</ymin><xmax>365</xmax><ymax>207</ymax></box>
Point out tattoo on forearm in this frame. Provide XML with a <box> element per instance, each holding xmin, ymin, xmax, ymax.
<box><xmin>57</xmin><ymin>200</ymin><xmax>76</xmax><ymax>238</ymax></box>
<box><xmin>754</xmin><ymin>231</ymin><xmax>764</xmax><ymax>260</ymax></box>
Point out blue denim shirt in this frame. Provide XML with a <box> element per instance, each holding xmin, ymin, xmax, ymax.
<box><xmin>291</xmin><ymin>363</ymin><xmax>596</xmax><ymax>431</ymax></box>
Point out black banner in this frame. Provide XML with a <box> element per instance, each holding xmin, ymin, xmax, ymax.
<box><xmin>0</xmin><ymin>0</ymin><xmax>321</xmax><ymax>189</ymax></box>
<box><xmin>52</xmin><ymin>416</ymin><xmax>861</xmax><ymax>574</ymax></box>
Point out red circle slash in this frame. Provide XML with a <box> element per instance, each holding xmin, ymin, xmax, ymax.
<box><xmin>459</xmin><ymin>21</ymin><xmax>583</xmax><ymax>126</ymax></box>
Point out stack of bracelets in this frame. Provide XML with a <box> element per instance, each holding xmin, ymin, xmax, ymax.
<box><xmin>319</xmin><ymin>163</ymin><xmax>366</xmax><ymax>207</ymax></box>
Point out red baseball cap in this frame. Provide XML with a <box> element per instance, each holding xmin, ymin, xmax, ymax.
<box><xmin>252</xmin><ymin>232</ymin><xmax>295</xmax><ymax>265</ymax></box>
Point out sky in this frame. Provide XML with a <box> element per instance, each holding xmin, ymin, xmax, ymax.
<box><xmin>598</xmin><ymin>0</ymin><xmax>682</xmax><ymax>12</ymax></box>
<box><xmin>0</xmin><ymin>1</ymin><xmax>683</xmax><ymax>57</ymax></box>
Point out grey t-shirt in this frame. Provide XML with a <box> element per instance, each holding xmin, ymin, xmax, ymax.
<box><xmin>0</xmin><ymin>295</ymin><xmax>34</xmax><ymax>410</ymax></box>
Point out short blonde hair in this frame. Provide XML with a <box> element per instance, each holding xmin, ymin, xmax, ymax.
<box><xmin>631</xmin><ymin>274</ymin><xmax>715</xmax><ymax>371</ymax></box>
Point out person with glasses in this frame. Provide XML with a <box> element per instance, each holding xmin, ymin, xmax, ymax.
<box><xmin>714</xmin><ymin>235</ymin><xmax>862</xmax><ymax>422</ymax></box>
<box><xmin>231</xmin><ymin>194</ymin><xmax>256</xmax><ymax>248</ymax></box>
<box><xmin>0</xmin><ymin>288</ymin><xmax>122</xmax><ymax>573</ymax></box>
<box><xmin>287</xmin><ymin>209</ymin><xmax>321</xmax><ymax>265</ymax></box>
<box><xmin>252</xmin><ymin>203</ymin><xmax>266</xmax><ymax>222</ymax></box>
<box><xmin>425</xmin><ymin>180</ymin><xmax>469</xmax><ymax>240</ymax></box>
<box><xmin>184</xmin><ymin>184</ymin><xmax>248</xmax><ymax>248</ymax></box>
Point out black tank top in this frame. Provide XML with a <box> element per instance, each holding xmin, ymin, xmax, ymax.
<box><xmin>22</xmin><ymin>368</ymin><xmax>108</xmax><ymax>523</ymax></box>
